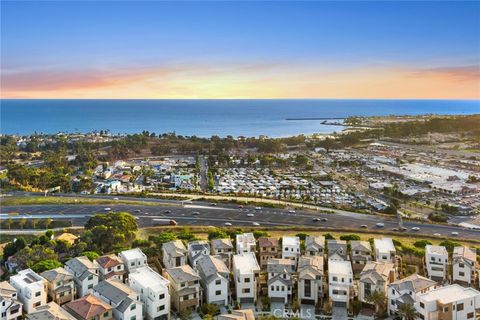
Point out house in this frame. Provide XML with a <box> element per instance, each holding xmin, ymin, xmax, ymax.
<box><xmin>196</xmin><ymin>255</ymin><xmax>229</xmax><ymax>306</ymax></box>
<box><xmin>164</xmin><ymin>265</ymin><xmax>201</xmax><ymax>312</ymax></box>
<box><xmin>297</xmin><ymin>256</ymin><xmax>324</xmax><ymax>306</ymax></box>
<box><xmin>327</xmin><ymin>260</ymin><xmax>353</xmax><ymax>308</ymax></box>
<box><xmin>26</xmin><ymin>301</ymin><xmax>76</xmax><ymax>320</ymax></box>
<box><xmin>9</xmin><ymin>269</ymin><xmax>47</xmax><ymax>314</ymax></box>
<box><xmin>267</xmin><ymin>259</ymin><xmax>295</xmax><ymax>304</ymax></box>
<box><xmin>232</xmin><ymin>253</ymin><xmax>260</xmax><ymax>304</ymax></box>
<box><xmin>40</xmin><ymin>267</ymin><xmax>76</xmax><ymax>305</ymax></box>
<box><xmin>218</xmin><ymin>309</ymin><xmax>255</xmax><ymax>320</ymax></box>
<box><xmin>415</xmin><ymin>284</ymin><xmax>480</xmax><ymax>320</ymax></box>
<box><xmin>127</xmin><ymin>266</ymin><xmax>170</xmax><ymax>320</ymax></box>
<box><xmin>258</xmin><ymin>237</ymin><xmax>281</xmax><ymax>268</ymax></box>
<box><xmin>452</xmin><ymin>246</ymin><xmax>477</xmax><ymax>285</ymax></box>
<box><xmin>162</xmin><ymin>240</ymin><xmax>188</xmax><ymax>269</ymax></box>
<box><xmin>374</xmin><ymin>238</ymin><xmax>396</xmax><ymax>263</ymax></box>
<box><xmin>118</xmin><ymin>248</ymin><xmax>148</xmax><ymax>274</ymax></box>
<box><xmin>425</xmin><ymin>245</ymin><xmax>448</xmax><ymax>282</ymax></box>
<box><xmin>387</xmin><ymin>274</ymin><xmax>438</xmax><ymax>316</ymax></box>
<box><xmin>64</xmin><ymin>294</ymin><xmax>113</xmax><ymax>320</ymax></box>
<box><xmin>93</xmin><ymin>279</ymin><xmax>143</xmax><ymax>320</ymax></box>
<box><xmin>187</xmin><ymin>241</ymin><xmax>210</xmax><ymax>269</ymax></box>
<box><xmin>282</xmin><ymin>236</ymin><xmax>301</xmax><ymax>264</ymax></box>
<box><xmin>210</xmin><ymin>239</ymin><xmax>234</xmax><ymax>268</ymax></box>
<box><xmin>305</xmin><ymin>236</ymin><xmax>325</xmax><ymax>256</ymax></box>
<box><xmin>326</xmin><ymin>240</ymin><xmax>347</xmax><ymax>261</ymax></box>
<box><xmin>0</xmin><ymin>281</ymin><xmax>22</xmax><ymax>320</ymax></box>
<box><xmin>358</xmin><ymin>262</ymin><xmax>396</xmax><ymax>303</ymax></box>
<box><xmin>351</xmin><ymin>241</ymin><xmax>372</xmax><ymax>273</ymax></box>
<box><xmin>236</xmin><ymin>233</ymin><xmax>256</xmax><ymax>254</ymax></box>
<box><xmin>65</xmin><ymin>256</ymin><xmax>99</xmax><ymax>297</ymax></box>
<box><xmin>54</xmin><ymin>233</ymin><xmax>78</xmax><ymax>246</ymax></box>
<box><xmin>96</xmin><ymin>254</ymin><xmax>125</xmax><ymax>282</ymax></box>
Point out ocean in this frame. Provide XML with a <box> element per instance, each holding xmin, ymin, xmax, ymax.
<box><xmin>1</xmin><ymin>99</ymin><xmax>479</xmax><ymax>137</ymax></box>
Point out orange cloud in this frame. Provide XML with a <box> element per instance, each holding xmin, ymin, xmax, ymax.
<box><xmin>2</xmin><ymin>63</ymin><xmax>479</xmax><ymax>99</ymax></box>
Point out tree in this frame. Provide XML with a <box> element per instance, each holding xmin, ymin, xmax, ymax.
<box><xmin>31</xmin><ymin>259</ymin><xmax>62</xmax><ymax>273</ymax></box>
<box><xmin>151</xmin><ymin>232</ymin><xmax>177</xmax><ymax>247</ymax></box>
<box><xmin>82</xmin><ymin>251</ymin><xmax>100</xmax><ymax>261</ymax></box>
<box><xmin>339</xmin><ymin>234</ymin><xmax>361</xmax><ymax>241</ymax></box>
<box><xmin>200</xmin><ymin>303</ymin><xmax>220</xmax><ymax>316</ymax></box>
<box><xmin>14</xmin><ymin>245</ymin><xmax>57</xmax><ymax>269</ymax></box>
<box><xmin>208</xmin><ymin>229</ymin><xmax>228</xmax><ymax>240</ymax></box>
<box><xmin>179</xmin><ymin>308</ymin><xmax>192</xmax><ymax>320</ymax></box>
<box><xmin>365</xmin><ymin>291</ymin><xmax>386</xmax><ymax>317</ymax></box>
<box><xmin>397</xmin><ymin>303</ymin><xmax>418</xmax><ymax>320</ymax></box>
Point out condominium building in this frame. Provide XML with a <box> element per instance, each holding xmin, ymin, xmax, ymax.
<box><xmin>187</xmin><ymin>241</ymin><xmax>210</xmax><ymax>269</ymax></box>
<box><xmin>282</xmin><ymin>236</ymin><xmax>300</xmax><ymax>264</ymax></box>
<box><xmin>96</xmin><ymin>254</ymin><xmax>125</xmax><ymax>282</ymax></box>
<box><xmin>452</xmin><ymin>246</ymin><xmax>477</xmax><ymax>285</ymax></box>
<box><xmin>267</xmin><ymin>259</ymin><xmax>295</xmax><ymax>304</ymax></box>
<box><xmin>258</xmin><ymin>237</ymin><xmax>281</xmax><ymax>268</ymax></box>
<box><xmin>351</xmin><ymin>241</ymin><xmax>372</xmax><ymax>273</ymax></box>
<box><xmin>326</xmin><ymin>240</ymin><xmax>347</xmax><ymax>261</ymax></box>
<box><xmin>40</xmin><ymin>267</ymin><xmax>76</xmax><ymax>305</ymax></box>
<box><xmin>297</xmin><ymin>256</ymin><xmax>324</xmax><ymax>306</ymax></box>
<box><xmin>196</xmin><ymin>255</ymin><xmax>229</xmax><ymax>306</ymax></box>
<box><xmin>374</xmin><ymin>238</ymin><xmax>396</xmax><ymax>263</ymax></box>
<box><xmin>93</xmin><ymin>279</ymin><xmax>143</xmax><ymax>320</ymax></box>
<box><xmin>164</xmin><ymin>265</ymin><xmax>201</xmax><ymax>312</ymax></box>
<box><xmin>162</xmin><ymin>240</ymin><xmax>187</xmax><ymax>269</ymax></box>
<box><xmin>9</xmin><ymin>269</ymin><xmax>47</xmax><ymax>314</ymax></box>
<box><xmin>118</xmin><ymin>248</ymin><xmax>148</xmax><ymax>274</ymax></box>
<box><xmin>236</xmin><ymin>233</ymin><xmax>256</xmax><ymax>254</ymax></box>
<box><xmin>425</xmin><ymin>245</ymin><xmax>448</xmax><ymax>282</ymax></box>
<box><xmin>210</xmin><ymin>238</ymin><xmax>234</xmax><ymax>268</ymax></box>
<box><xmin>232</xmin><ymin>253</ymin><xmax>260</xmax><ymax>304</ymax></box>
<box><xmin>358</xmin><ymin>262</ymin><xmax>396</xmax><ymax>303</ymax></box>
<box><xmin>64</xmin><ymin>256</ymin><xmax>99</xmax><ymax>298</ymax></box>
<box><xmin>327</xmin><ymin>260</ymin><xmax>353</xmax><ymax>308</ymax></box>
<box><xmin>304</xmin><ymin>236</ymin><xmax>325</xmax><ymax>257</ymax></box>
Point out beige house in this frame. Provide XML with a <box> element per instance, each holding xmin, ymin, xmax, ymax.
<box><xmin>297</xmin><ymin>256</ymin><xmax>324</xmax><ymax>306</ymax></box>
<box><xmin>41</xmin><ymin>267</ymin><xmax>76</xmax><ymax>305</ymax></box>
<box><xmin>358</xmin><ymin>261</ymin><xmax>396</xmax><ymax>303</ymax></box>
<box><xmin>351</xmin><ymin>241</ymin><xmax>372</xmax><ymax>274</ymax></box>
<box><xmin>26</xmin><ymin>301</ymin><xmax>76</xmax><ymax>320</ymax></box>
<box><xmin>305</xmin><ymin>236</ymin><xmax>325</xmax><ymax>257</ymax></box>
<box><xmin>258</xmin><ymin>237</ymin><xmax>281</xmax><ymax>268</ymax></box>
<box><xmin>165</xmin><ymin>265</ymin><xmax>202</xmax><ymax>312</ymax></box>
<box><xmin>64</xmin><ymin>294</ymin><xmax>113</xmax><ymax>320</ymax></box>
<box><xmin>210</xmin><ymin>238</ymin><xmax>234</xmax><ymax>269</ymax></box>
<box><xmin>162</xmin><ymin>240</ymin><xmax>188</xmax><ymax>269</ymax></box>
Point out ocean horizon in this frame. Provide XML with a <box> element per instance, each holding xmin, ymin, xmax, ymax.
<box><xmin>1</xmin><ymin>99</ymin><xmax>479</xmax><ymax>137</ymax></box>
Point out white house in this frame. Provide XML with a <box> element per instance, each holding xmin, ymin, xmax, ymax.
<box><xmin>358</xmin><ymin>262</ymin><xmax>396</xmax><ymax>303</ymax></box>
<box><xmin>232</xmin><ymin>253</ymin><xmax>260</xmax><ymax>304</ymax></box>
<box><xmin>326</xmin><ymin>240</ymin><xmax>347</xmax><ymax>261</ymax></box>
<box><xmin>187</xmin><ymin>241</ymin><xmax>211</xmax><ymax>269</ymax></box>
<box><xmin>9</xmin><ymin>269</ymin><xmax>47</xmax><ymax>314</ymax></box>
<box><xmin>374</xmin><ymin>238</ymin><xmax>396</xmax><ymax>263</ymax></box>
<box><xmin>128</xmin><ymin>266</ymin><xmax>170</xmax><ymax>320</ymax></box>
<box><xmin>327</xmin><ymin>260</ymin><xmax>353</xmax><ymax>308</ymax></box>
<box><xmin>235</xmin><ymin>233</ymin><xmax>256</xmax><ymax>254</ymax></box>
<box><xmin>452</xmin><ymin>246</ymin><xmax>477</xmax><ymax>285</ymax></box>
<box><xmin>282</xmin><ymin>236</ymin><xmax>300</xmax><ymax>264</ymax></box>
<box><xmin>267</xmin><ymin>259</ymin><xmax>295</xmax><ymax>304</ymax></box>
<box><xmin>96</xmin><ymin>254</ymin><xmax>125</xmax><ymax>281</ymax></box>
<box><xmin>196</xmin><ymin>255</ymin><xmax>229</xmax><ymax>306</ymax></box>
<box><xmin>297</xmin><ymin>256</ymin><xmax>324</xmax><ymax>306</ymax></box>
<box><xmin>387</xmin><ymin>274</ymin><xmax>438</xmax><ymax>316</ymax></box>
<box><xmin>93</xmin><ymin>279</ymin><xmax>143</xmax><ymax>320</ymax></box>
<box><xmin>425</xmin><ymin>245</ymin><xmax>448</xmax><ymax>282</ymax></box>
<box><xmin>304</xmin><ymin>236</ymin><xmax>325</xmax><ymax>256</ymax></box>
<box><xmin>351</xmin><ymin>241</ymin><xmax>372</xmax><ymax>273</ymax></box>
<box><xmin>415</xmin><ymin>284</ymin><xmax>480</xmax><ymax>320</ymax></box>
<box><xmin>0</xmin><ymin>281</ymin><xmax>23</xmax><ymax>320</ymax></box>
<box><xmin>119</xmin><ymin>248</ymin><xmax>148</xmax><ymax>273</ymax></box>
<box><xmin>162</xmin><ymin>240</ymin><xmax>188</xmax><ymax>269</ymax></box>
<box><xmin>64</xmin><ymin>256</ymin><xmax>99</xmax><ymax>298</ymax></box>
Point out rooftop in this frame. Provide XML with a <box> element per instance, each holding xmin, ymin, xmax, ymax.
<box><xmin>418</xmin><ymin>284</ymin><xmax>480</xmax><ymax>304</ymax></box>
<box><xmin>425</xmin><ymin>245</ymin><xmax>448</xmax><ymax>256</ymax></box>
<box><xmin>27</xmin><ymin>302</ymin><xmax>76</xmax><ymax>320</ymax></box>
<box><xmin>119</xmin><ymin>248</ymin><xmax>146</xmax><ymax>260</ymax></box>
<box><xmin>282</xmin><ymin>236</ymin><xmax>300</xmax><ymax>246</ymax></box>
<box><xmin>233</xmin><ymin>252</ymin><xmax>260</xmax><ymax>275</ymax></box>
<box><xmin>129</xmin><ymin>266</ymin><xmax>169</xmax><ymax>291</ymax></box>
<box><xmin>328</xmin><ymin>260</ymin><xmax>352</xmax><ymax>276</ymax></box>
<box><xmin>374</xmin><ymin>238</ymin><xmax>396</xmax><ymax>253</ymax></box>
<box><xmin>65</xmin><ymin>294</ymin><xmax>111</xmax><ymax>319</ymax></box>
<box><xmin>165</xmin><ymin>265</ymin><xmax>200</xmax><ymax>283</ymax></box>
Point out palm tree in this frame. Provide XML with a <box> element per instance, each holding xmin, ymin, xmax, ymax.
<box><xmin>365</xmin><ymin>290</ymin><xmax>386</xmax><ymax>316</ymax></box>
<box><xmin>397</xmin><ymin>303</ymin><xmax>418</xmax><ymax>320</ymax></box>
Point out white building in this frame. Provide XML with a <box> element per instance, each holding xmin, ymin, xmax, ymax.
<box><xmin>358</xmin><ymin>262</ymin><xmax>396</xmax><ymax>303</ymax></box>
<box><xmin>93</xmin><ymin>279</ymin><xmax>143</xmax><ymax>320</ymax></box>
<box><xmin>327</xmin><ymin>260</ymin><xmax>353</xmax><ymax>308</ymax></box>
<box><xmin>297</xmin><ymin>256</ymin><xmax>324</xmax><ymax>306</ymax></box>
<box><xmin>304</xmin><ymin>236</ymin><xmax>325</xmax><ymax>256</ymax></box>
<box><xmin>267</xmin><ymin>259</ymin><xmax>295</xmax><ymax>304</ymax></box>
<box><xmin>282</xmin><ymin>236</ymin><xmax>300</xmax><ymax>264</ymax></box>
<box><xmin>374</xmin><ymin>238</ymin><xmax>396</xmax><ymax>263</ymax></box>
<box><xmin>162</xmin><ymin>240</ymin><xmax>188</xmax><ymax>269</ymax></box>
<box><xmin>64</xmin><ymin>256</ymin><xmax>99</xmax><ymax>297</ymax></box>
<box><xmin>0</xmin><ymin>281</ymin><xmax>23</xmax><ymax>320</ymax></box>
<box><xmin>235</xmin><ymin>233</ymin><xmax>256</xmax><ymax>254</ymax></box>
<box><xmin>9</xmin><ymin>269</ymin><xmax>47</xmax><ymax>314</ymax></box>
<box><xmin>232</xmin><ymin>253</ymin><xmax>260</xmax><ymax>304</ymax></box>
<box><xmin>96</xmin><ymin>254</ymin><xmax>125</xmax><ymax>281</ymax></box>
<box><xmin>425</xmin><ymin>245</ymin><xmax>448</xmax><ymax>282</ymax></box>
<box><xmin>197</xmin><ymin>255</ymin><xmax>229</xmax><ymax>306</ymax></box>
<box><xmin>416</xmin><ymin>284</ymin><xmax>480</xmax><ymax>320</ymax></box>
<box><xmin>119</xmin><ymin>248</ymin><xmax>148</xmax><ymax>273</ymax></box>
<box><xmin>187</xmin><ymin>241</ymin><xmax>210</xmax><ymax>269</ymax></box>
<box><xmin>387</xmin><ymin>274</ymin><xmax>438</xmax><ymax>316</ymax></box>
<box><xmin>453</xmin><ymin>246</ymin><xmax>477</xmax><ymax>285</ymax></box>
<box><xmin>128</xmin><ymin>266</ymin><xmax>170</xmax><ymax>320</ymax></box>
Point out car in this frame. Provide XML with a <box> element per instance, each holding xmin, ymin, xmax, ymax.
<box><xmin>321</xmin><ymin>218</ymin><xmax>328</xmax><ymax>222</ymax></box>
<box><xmin>451</xmin><ymin>231</ymin><xmax>459</xmax><ymax>236</ymax></box>
<box><xmin>247</xmin><ymin>213</ymin><xmax>255</xmax><ymax>217</ymax></box>
<box><xmin>252</xmin><ymin>222</ymin><xmax>260</xmax><ymax>226</ymax></box>
<box><xmin>134</xmin><ymin>209</ymin><xmax>141</xmax><ymax>213</ymax></box>
<box><xmin>224</xmin><ymin>222</ymin><xmax>232</xmax><ymax>226</ymax></box>
<box><xmin>210</xmin><ymin>203</ymin><xmax>217</xmax><ymax>206</ymax></box>
<box><xmin>238</xmin><ymin>205</ymin><xmax>244</xmax><ymax>209</ymax></box>
<box><xmin>399</xmin><ymin>227</ymin><xmax>408</xmax><ymax>231</ymax></box>
<box><xmin>376</xmin><ymin>223</ymin><xmax>385</xmax><ymax>228</ymax></box>
<box><xmin>288</xmin><ymin>210</ymin><xmax>296</xmax><ymax>214</ymax></box>
<box><xmin>411</xmin><ymin>227</ymin><xmax>420</xmax><ymax>231</ymax></box>
<box><xmin>313</xmin><ymin>218</ymin><xmax>321</xmax><ymax>221</ymax></box>
<box><xmin>144</xmin><ymin>212</ymin><xmax>149</xmax><ymax>215</ymax></box>
<box><xmin>392</xmin><ymin>228</ymin><xmax>399</xmax><ymax>231</ymax></box>
<box><xmin>255</xmin><ymin>207</ymin><xmax>262</xmax><ymax>210</ymax></box>
<box><xmin>104</xmin><ymin>208</ymin><xmax>111</xmax><ymax>211</ymax></box>
<box><xmin>192</xmin><ymin>212</ymin><xmax>200</xmax><ymax>215</ymax></box>
<box><xmin>113</xmin><ymin>197</ymin><xmax>119</xmax><ymax>200</ymax></box>
<box><xmin>361</xmin><ymin>224</ymin><xmax>368</xmax><ymax>228</ymax></box>
<box><xmin>164</xmin><ymin>210</ymin><xmax>172</xmax><ymax>214</ymax></box>
<box><xmin>433</xmin><ymin>233</ymin><xmax>441</xmax><ymax>237</ymax></box>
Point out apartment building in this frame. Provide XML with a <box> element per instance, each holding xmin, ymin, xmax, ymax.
<box><xmin>210</xmin><ymin>238</ymin><xmax>234</xmax><ymax>268</ymax></box>
<box><xmin>0</xmin><ymin>281</ymin><xmax>22</xmax><ymax>320</ymax></box>
<box><xmin>327</xmin><ymin>260</ymin><xmax>353</xmax><ymax>308</ymax></box>
<box><xmin>162</xmin><ymin>240</ymin><xmax>188</xmax><ymax>269</ymax></box>
<box><xmin>326</xmin><ymin>240</ymin><xmax>347</xmax><ymax>261</ymax></box>
<box><xmin>452</xmin><ymin>246</ymin><xmax>477</xmax><ymax>285</ymax></box>
<box><xmin>128</xmin><ymin>266</ymin><xmax>170</xmax><ymax>320</ymax></box>
<box><xmin>118</xmin><ymin>248</ymin><xmax>148</xmax><ymax>274</ymax></box>
<box><xmin>96</xmin><ymin>254</ymin><xmax>125</xmax><ymax>281</ymax></box>
<box><xmin>282</xmin><ymin>236</ymin><xmax>300</xmax><ymax>264</ymax></box>
<box><xmin>358</xmin><ymin>262</ymin><xmax>395</xmax><ymax>303</ymax></box>
<box><xmin>64</xmin><ymin>256</ymin><xmax>99</xmax><ymax>298</ymax></box>
<box><xmin>40</xmin><ymin>267</ymin><xmax>76</xmax><ymax>305</ymax></box>
<box><xmin>304</xmin><ymin>236</ymin><xmax>325</xmax><ymax>257</ymax></box>
<box><xmin>93</xmin><ymin>279</ymin><xmax>143</xmax><ymax>320</ymax></box>
<box><xmin>416</xmin><ymin>284</ymin><xmax>480</xmax><ymax>320</ymax></box>
<box><xmin>187</xmin><ymin>241</ymin><xmax>210</xmax><ymax>269</ymax></box>
<box><xmin>236</xmin><ymin>233</ymin><xmax>256</xmax><ymax>254</ymax></box>
<box><xmin>9</xmin><ymin>269</ymin><xmax>47</xmax><ymax>314</ymax></box>
<box><xmin>258</xmin><ymin>237</ymin><xmax>281</xmax><ymax>268</ymax></box>
<box><xmin>267</xmin><ymin>259</ymin><xmax>295</xmax><ymax>304</ymax></box>
<box><xmin>425</xmin><ymin>245</ymin><xmax>448</xmax><ymax>282</ymax></box>
<box><xmin>232</xmin><ymin>253</ymin><xmax>260</xmax><ymax>304</ymax></box>
<box><xmin>297</xmin><ymin>256</ymin><xmax>324</xmax><ymax>306</ymax></box>
<box><xmin>374</xmin><ymin>238</ymin><xmax>396</xmax><ymax>263</ymax></box>
<box><xmin>196</xmin><ymin>255</ymin><xmax>229</xmax><ymax>306</ymax></box>
<box><xmin>165</xmin><ymin>265</ymin><xmax>202</xmax><ymax>312</ymax></box>
<box><xmin>351</xmin><ymin>241</ymin><xmax>372</xmax><ymax>273</ymax></box>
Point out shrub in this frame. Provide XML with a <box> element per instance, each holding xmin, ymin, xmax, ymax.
<box><xmin>340</xmin><ymin>234</ymin><xmax>361</xmax><ymax>241</ymax></box>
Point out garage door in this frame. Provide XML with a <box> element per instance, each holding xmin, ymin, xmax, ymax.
<box><xmin>333</xmin><ymin>301</ymin><xmax>347</xmax><ymax>308</ymax></box>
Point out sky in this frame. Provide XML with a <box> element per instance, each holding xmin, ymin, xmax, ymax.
<box><xmin>1</xmin><ymin>1</ymin><xmax>479</xmax><ymax>99</ymax></box>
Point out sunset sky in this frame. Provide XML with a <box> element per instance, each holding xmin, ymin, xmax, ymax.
<box><xmin>1</xmin><ymin>1</ymin><xmax>479</xmax><ymax>99</ymax></box>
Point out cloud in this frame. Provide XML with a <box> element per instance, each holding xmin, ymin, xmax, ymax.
<box><xmin>409</xmin><ymin>65</ymin><xmax>480</xmax><ymax>82</ymax></box>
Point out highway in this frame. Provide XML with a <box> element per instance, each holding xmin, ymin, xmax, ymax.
<box><xmin>1</xmin><ymin>198</ymin><xmax>480</xmax><ymax>240</ymax></box>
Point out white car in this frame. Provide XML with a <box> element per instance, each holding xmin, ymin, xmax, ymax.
<box><xmin>433</xmin><ymin>233</ymin><xmax>441</xmax><ymax>237</ymax></box>
<box><xmin>224</xmin><ymin>222</ymin><xmax>232</xmax><ymax>226</ymax></box>
<box><xmin>288</xmin><ymin>210</ymin><xmax>296</xmax><ymax>213</ymax></box>
<box><xmin>255</xmin><ymin>207</ymin><xmax>262</xmax><ymax>210</ymax></box>
<box><xmin>104</xmin><ymin>208</ymin><xmax>111</xmax><ymax>211</ymax></box>
<box><xmin>451</xmin><ymin>231</ymin><xmax>459</xmax><ymax>236</ymax></box>
<box><xmin>376</xmin><ymin>223</ymin><xmax>385</xmax><ymax>228</ymax></box>
<box><xmin>411</xmin><ymin>227</ymin><xmax>420</xmax><ymax>231</ymax></box>
<box><xmin>252</xmin><ymin>222</ymin><xmax>260</xmax><ymax>226</ymax></box>
<box><xmin>113</xmin><ymin>197</ymin><xmax>119</xmax><ymax>200</ymax></box>
<box><xmin>247</xmin><ymin>213</ymin><xmax>254</xmax><ymax>217</ymax></box>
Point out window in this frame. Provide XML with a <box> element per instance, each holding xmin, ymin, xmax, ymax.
<box><xmin>88</xmin><ymin>275</ymin><xmax>93</xmax><ymax>281</ymax></box>
<box><xmin>419</xmin><ymin>302</ymin><xmax>424</xmax><ymax>309</ymax></box>
<box><xmin>244</xmin><ymin>277</ymin><xmax>250</xmax><ymax>283</ymax></box>
<box><xmin>130</xmin><ymin>316</ymin><xmax>136</xmax><ymax>320</ymax></box>
<box><xmin>459</xmin><ymin>263</ymin><xmax>465</xmax><ymax>268</ymax></box>
<box><xmin>215</xmin><ymin>280</ymin><xmax>221</xmax><ymax>285</ymax></box>
<box><xmin>104</xmin><ymin>312</ymin><xmax>109</xmax><ymax>317</ymax></box>
<box><xmin>467</xmin><ymin>312</ymin><xmax>474</xmax><ymax>319</ymax></box>
<box><xmin>457</xmin><ymin>303</ymin><xmax>464</xmax><ymax>311</ymax></box>
<box><xmin>131</xmin><ymin>304</ymin><xmax>136</xmax><ymax>311</ymax></box>
<box><xmin>35</xmin><ymin>291</ymin><xmax>41</xmax><ymax>297</ymax></box>
<box><xmin>459</xmin><ymin>272</ymin><xmax>465</xmax><ymax>276</ymax></box>
<box><xmin>158</xmin><ymin>305</ymin><xmax>165</xmax><ymax>311</ymax></box>
<box><xmin>159</xmin><ymin>293</ymin><xmax>165</xmax><ymax>300</ymax></box>
<box><xmin>242</xmin><ymin>288</ymin><xmax>250</xmax><ymax>293</ymax></box>
<box><xmin>33</xmin><ymin>302</ymin><xmax>41</xmax><ymax>308</ymax></box>
<box><xmin>333</xmin><ymin>276</ymin><xmax>337</xmax><ymax>281</ymax></box>
<box><xmin>216</xmin><ymin>290</ymin><xmax>221</xmax><ymax>296</ymax></box>
<box><xmin>88</xmin><ymin>284</ymin><xmax>93</xmax><ymax>289</ymax></box>
<box><xmin>271</xmin><ymin>286</ymin><xmax>274</xmax><ymax>291</ymax></box>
